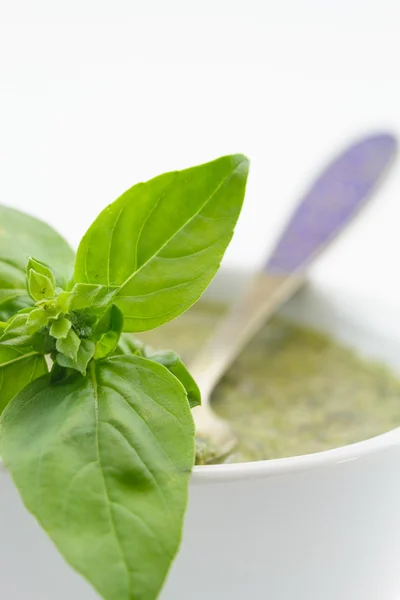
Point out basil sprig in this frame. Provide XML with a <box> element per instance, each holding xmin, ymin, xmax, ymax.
<box><xmin>0</xmin><ymin>154</ymin><xmax>249</xmax><ymax>600</ymax></box>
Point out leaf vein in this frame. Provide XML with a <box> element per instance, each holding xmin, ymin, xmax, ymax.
<box><xmin>0</xmin><ymin>351</ymin><xmax>39</xmax><ymax>368</ymax></box>
<box><xmin>107</xmin><ymin>204</ymin><xmax>127</xmax><ymax>286</ymax></box>
<box><xmin>103</xmin><ymin>365</ymin><xmax>187</xmax><ymax>431</ymax></box>
<box><xmin>157</xmin><ymin>238</ymin><xmax>221</xmax><ymax>261</ymax></box>
<box><xmin>101</xmin><ymin>420</ymin><xmax>169</xmax><ymax>507</ymax></box>
<box><xmin>90</xmin><ymin>363</ymin><xmax>131</xmax><ymax>594</ymax></box>
<box><xmin>116</xmin><ymin>271</ymin><xmax>206</xmax><ymax>301</ymax></box>
<box><xmin>100</xmin><ymin>380</ymin><xmax>181</xmax><ymax>469</ymax></box>
<box><xmin>133</xmin><ymin>175</ymin><xmax>178</xmax><ymax>271</ymax></box>
<box><xmin>109</xmin><ymin>500</ymin><xmax>172</xmax><ymax>559</ymax></box>
<box><xmin>118</xmin><ymin>161</ymin><xmax>245</xmax><ymax>294</ymax></box>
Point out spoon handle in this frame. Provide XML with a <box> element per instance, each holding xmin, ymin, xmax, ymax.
<box><xmin>190</xmin><ymin>133</ymin><xmax>397</xmax><ymax>402</ymax></box>
<box><xmin>266</xmin><ymin>133</ymin><xmax>397</xmax><ymax>275</ymax></box>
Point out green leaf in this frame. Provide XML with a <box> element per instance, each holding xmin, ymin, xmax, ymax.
<box><xmin>56</xmin><ymin>339</ymin><xmax>95</xmax><ymax>375</ymax></box>
<box><xmin>56</xmin><ymin>290</ymin><xmax>73</xmax><ymax>313</ymax></box>
<box><xmin>50</xmin><ymin>317</ymin><xmax>72</xmax><ymax>339</ymax></box>
<box><xmin>0</xmin><ymin>351</ymin><xmax>47</xmax><ymax>414</ymax></box>
<box><xmin>26</xmin><ymin>306</ymin><xmax>52</xmax><ymax>332</ymax></box>
<box><xmin>116</xmin><ymin>337</ymin><xmax>201</xmax><ymax>408</ymax></box>
<box><xmin>0</xmin><ymin>315</ymin><xmax>48</xmax><ymax>413</ymax></box>
<box><xmin>0</xmin><ymin>283</ymin><xmax>32</xmax><ymax>322</ymax></box>
<box><xmin>25</xmin><ymin>299</ymin><xmax>65</xmax><ymax>334</ymax></box>
<box><xmin>27</xmin><ymin>269</ymin><xmax>55</xmax><ymax>302</ymax></box>
<box><xmin>56</xmin><ymin>329</ymin><xmax>81</xmax><ymax>360</ymax></box>
<box><xmin>69</xmin><ymin>283</ymin><xmax>118</xmax><ymax>313</ymax></box>
<box><xmin>115</xmin><ymin>334</ymin><xmax>144</xmax><ymax>355</ymax></box>
<box><xmin>26</xmin><ymin>257</ymin><xmax>56</xmax><ymax>288</ymax></box>
<box><xmin>0</xmin><ymin>355</ymin><xmax>195</xmax><ymax>600</ymax></box>
<box><xmin>0</xmin><ymin>312</ymin><xmax>34</xmax><ymax>348</ymax></box>
<box><xmin>0</xmin><ymin>206</ymin><xmax>75</xmax><ymax>320</ymax></box>
<box><xmin>74</xmin><ymin>154</ymin><xmax>249</xmax><ymax>332</ymax></box>
<box><xmin>170</xmin><ymin>361</ymin><xmax>201</xmax><ymax>408</ymax></box>
<box><xmin>146</xmin><ymin>350</ymin><xmax>201</xmax><ymax>409</ymax></box>
<box><xmin>169</xmin><ymin>359</ymin><xmax>201</xmax><ymax>408</ymax></box>
<box><xmin>94</xmin><ymin>305</ymin><xmax>124</xmax><ymax>359</ymax></box>
<box><xmin>1</xmin><ymin>309</ymin><xmax>55</xmax><ymax>357</ymax></box>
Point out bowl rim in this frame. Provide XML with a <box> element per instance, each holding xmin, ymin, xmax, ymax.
<box><xmin>191</xmin><ymin>427</ymin><xmax>400</xmax><ymax>483</ymax></box>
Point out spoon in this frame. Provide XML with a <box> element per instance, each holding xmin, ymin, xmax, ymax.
<box><xmin>191</xmin><ymin>132</ymin><xmax>398</xmax><ymax>463</ymax></box>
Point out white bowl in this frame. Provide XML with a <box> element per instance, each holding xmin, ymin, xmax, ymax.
<box><xmin>1</xmin><ymin>278</ymin><xmax>400</xmax><ymax>600</ymax></box>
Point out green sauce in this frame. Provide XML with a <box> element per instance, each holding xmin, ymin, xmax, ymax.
<box><xmin>138</xmin><ymin>301</ymin><xmax>400</xmax><ymax>464</ymax></box>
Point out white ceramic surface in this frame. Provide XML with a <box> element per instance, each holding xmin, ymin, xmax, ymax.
<box><xmin>1</xmin><ymin>279</ymin><xmax>400</xmax><ymax>600</ymax></box>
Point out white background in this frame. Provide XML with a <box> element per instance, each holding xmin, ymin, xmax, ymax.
<box><xmin>1</xmin><ymin>1</ymin><xmax>400</xmax><ymax>305</ymax></box>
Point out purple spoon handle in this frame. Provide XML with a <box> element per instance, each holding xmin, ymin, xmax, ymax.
<box><xmin>266</xmin><ymin>133</ymin><xmax>397</xmax><ymax>276</ymax></box>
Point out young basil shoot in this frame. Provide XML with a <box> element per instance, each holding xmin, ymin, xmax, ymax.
<box><xmin>0</xmin><ymin>154</ymin><xmax>249</xmax><ymax>600</ymax></box>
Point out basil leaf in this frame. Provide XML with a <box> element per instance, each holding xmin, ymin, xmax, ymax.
<box><xmin>94</xmin><ymin>305</ymin><xmax>124</xmax><ymax>359</ymax></box>
<box><xmin>26</xmin><ymin>306</ymin><xmax>53</xmax><ymax>332</ymax></box>
<box><xmin>69</xmin><ymin>283</ymin><xmax>118</xmax><ymax>313</ymax></box>
<box><xmin>0</xmin><ymin>275</ymin><xmax>32</xmax><ymax>322</ymax></box>
<box><xmin>0</xmin><ymin>206</ymin><xmax>75</xmax><ymax>320</ymax></box>
<box><xmin>74</xmin><ymin>154</ymin><xmax>249</xmax><ymax>331</ymax></box>
<box><xmin>1</xmin><ymin>310</ymin><xmax>55</xmax><ymax>356</ymax></box>
<box><xmin>26</xmin><ymin>257</ymin><xmax>56</xmax><ymax>288</ymax></box>
<box><xmin>0</xmin><ymin>353</ymin><xmax>47</xmax><ymax>413</ymax></box>
<box><xmin>147</xmin><ymin>350</ymin><xmax>201</xmax><ymax>409</ymax></box>
<box><xmin>116</xmin><ymin>338</ymin><xmax>201</xmax><ymax>409</ymax></box>
<box><xmin>50</xmin><ymin>317</ymin><xmax>72</xmax><ymax>339</ymax></box>
<box><xmin>115</xmin><ymin>334</ymin><xmax>144</xmax><ymax>355</ymax></box>
<box><xmin>0</xmin><ymin>312</ymin><xmax>34</xmax><ymax>348</ymax></box>
<box><xmin>56</xmin><ymin>328</ymin><xmax>81</xmax><ymax>360</ymax></box>
<box><xmin>0</xmin><ymin>355</ymin><xmax>194</xmax><ymax>600</ymax></box>
<box><xmin>27</xmin><ymin>269</ymin><xmax>55</xmax><ymax>302</ymax></box>
<box><xmin>0</xmin><ymin>317</ymin><xmax>48</xmax><ymax>413</ymax></box>
<box><xmin>56</xmin><ymin>339</ymin><xmax>95</xmax><ymax>375</ymax></box>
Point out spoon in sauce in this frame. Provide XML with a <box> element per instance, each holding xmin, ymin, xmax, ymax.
<box><xmin>191</xmin><ymin>132</ymin><xmax>398</xmax><ymax>463</ymax></box>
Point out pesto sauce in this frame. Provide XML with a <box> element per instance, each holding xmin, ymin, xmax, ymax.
<box><xmin>138</xmin><ymin>301</ymin><xmax>400</xmax><ymax>464</ymax></box>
